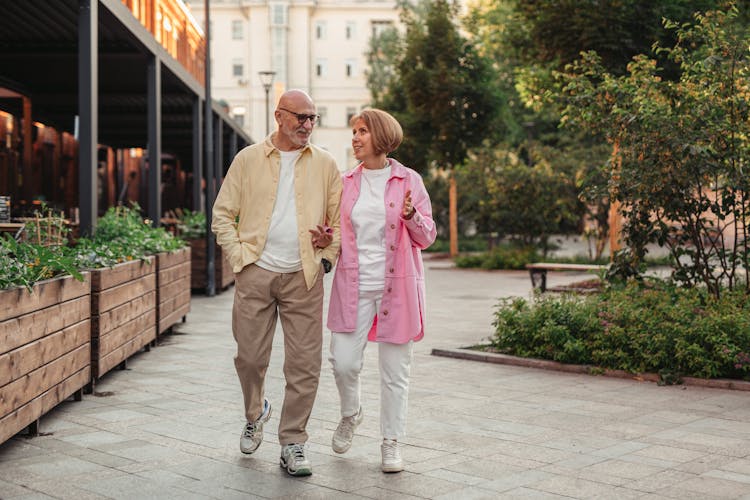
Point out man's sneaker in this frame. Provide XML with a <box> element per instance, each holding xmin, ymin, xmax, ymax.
<box><xmin>280</xmin><ymin>443</ymin><xmax>312</xmax><ymax>476</ymax></box>
<box><xmin>332</xmin><ymin>406</ymin><xmax>364</xmax><ymax>454</ymax></box>
<box><xmin>381</xmin><ymin>438</ymin><xmax>403</xmax><ymax>473</ymax></box>
<box><xmin>240</xmin><ymin>398</ymin><xmax>271</xmax><ymax>454</ymax></box>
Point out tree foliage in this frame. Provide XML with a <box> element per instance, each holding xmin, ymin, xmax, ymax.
<box><xmin>366</xmin><ymin>0</ymin><xmax>502</xmax><ymax>174</ymax></box>
<box><xmin>558</xmin><ymin>3</ymin><xmax>750</xmax><ymax>296</ymax></box>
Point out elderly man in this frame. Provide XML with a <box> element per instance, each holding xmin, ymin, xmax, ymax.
<box><xmin>212</xmin><ymin>89</ymin><xmax>341</xmax><ymax>476</ymax></box>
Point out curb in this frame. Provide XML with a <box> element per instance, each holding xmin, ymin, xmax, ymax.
<box><xmin>431</xmin><ymin>348</ymin><xmax>750</xmax><ymax>392</ymax></box>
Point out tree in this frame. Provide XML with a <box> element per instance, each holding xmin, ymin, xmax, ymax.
<box><xmin>558</xmin><ymin>4</ymin><xmax>750</xmax><ymax>297</ymax></box>
<box><xmin>461</xmin><ymin>0</ymin><xmax>730</xmax><ymax>259</ymax></box>
<box><xmin>366</xmin><ymin>0</ymin><xmax>502</xmax><ymax>255</ymax></box>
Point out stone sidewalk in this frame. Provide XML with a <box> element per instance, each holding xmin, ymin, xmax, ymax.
<box><xmin>1</xmin><ymin>256</ymin><xmax>750</xmax><ymax>499</ymax></box>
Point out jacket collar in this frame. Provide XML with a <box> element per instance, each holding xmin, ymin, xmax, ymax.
<box><xmin>262</xmin><ymin>132</ymin><xmax>312</xmax><ymax>158</ymax></box>
<box><xmin>344</xmin><ymin>157</ymin><xmax>407</xmax><ymax>179</ymax></box>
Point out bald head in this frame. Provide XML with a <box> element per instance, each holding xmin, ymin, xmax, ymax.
<box><xmin>273</xmin><ymin>89</ymin><xmax>317</xmax><ymax>150</ymax></box>
<box><xmin>277</xmin><ymin>89</ymin><xmax>314</xmax><ymax>111</ymax></box>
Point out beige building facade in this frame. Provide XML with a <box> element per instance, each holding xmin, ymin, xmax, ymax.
<box><xmin>185</xmin><ymin>0</ymin><xmax>399</xmax><ymax>171</ymax></box>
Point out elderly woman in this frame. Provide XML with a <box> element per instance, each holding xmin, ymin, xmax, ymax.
<box><xmin>327</xmin><ymin>108</ymin><xmax>436</xmax><ymax>472</ymax></box>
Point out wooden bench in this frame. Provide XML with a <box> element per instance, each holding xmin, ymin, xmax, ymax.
<box><xmin>525</xmin><ymin>262</ymin><xmax>607</xmax><ymax>292</ymax></box>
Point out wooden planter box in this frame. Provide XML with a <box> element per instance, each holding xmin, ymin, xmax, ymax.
<box><xmin>0</xmin><ymin>274</ymin><xmax>91</xmax><ymax>444</ymax></box>
<box><xmin>189</xmin><ymin>238</ymin><xmax>234</xmax><ymax>292</ymax></box>
<box><xmin>155</xmin><ymin>247</ymin><xmax>191</xmax><ymax>335</ymax></box>
<box><xmin>90</xmin><ymin>257</ymin><xmax>156</xmax><ymax>382</ymax></box>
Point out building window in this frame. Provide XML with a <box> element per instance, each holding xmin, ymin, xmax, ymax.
<box><xmin>232</xmin><ymin>58</ymin><xmax>244</xmax><ymax>77</ymax></box>
<box><xmin>346</xmin><ymin>21</ymin><xmax>356</xmax><ymax>40</ymax></box>
<box><xmin>346</xmin><ymin>107</ymin><xmax>356</xmax><ymax>125</ymax></box>
<box><xmin>271</xmin><ymin>4</ymin><xmax>286</xmax><ymax>26</ymax></box>
<box><xmin>231</xmin><ymin>20</ymin><xmax>243</xmax><ymax>40</ymax></box>
<box><xmin>316</xmin><ymin>59</ymin><xmax>328</xmax><ymax>78</ymax></box>
<box><xmin>233</xmin><ymin>105</ymin><xmax>246</xmax><ymax>127</ymax></box>
<box><xmin>318</xmin><ymin>107</ymin><xmax>327</xmax><ymax>128</ymax></box>
<box><xmin>315</xmin><ymin>21</ymin><xmax>327</xmax><ymax>40</ymax></box>
<box><xmin>371</xmin><ymin>20</ymin><xmax>393</xmax><ymax>38</ymax></box>
<box><xmin>345</xmin><ymin>59</ymin><xmax>356</xmax><ymax>78</ymax></box>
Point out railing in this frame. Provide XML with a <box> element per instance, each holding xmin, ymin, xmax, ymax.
<box><xmin>121</xmin><ymin>0</ymin><xmax>206</xmax><ymax>84</ymax></box>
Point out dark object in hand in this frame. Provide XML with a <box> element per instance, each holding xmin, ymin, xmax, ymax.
<box><xmin>322</xmin><ymin>258</ymin><xmax>332</xmax><ymax>273</ymax></box>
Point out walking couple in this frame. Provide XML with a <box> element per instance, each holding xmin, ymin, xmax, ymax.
<box><xmin>212</xmin><ymin>89</ymin><xmax>436</xmax><ymax>476</ymax></box>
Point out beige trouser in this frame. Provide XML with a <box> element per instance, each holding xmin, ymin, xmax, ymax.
<box><xmin>232</xmin><ymin>263</ymin><xmax>323</xmax><ymax>445</ymax></box>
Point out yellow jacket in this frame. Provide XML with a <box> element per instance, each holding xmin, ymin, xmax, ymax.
<box><xmin>212</xmin><ymin>134</ymin><xmax>342</xmax><ymax>290</ymax></box>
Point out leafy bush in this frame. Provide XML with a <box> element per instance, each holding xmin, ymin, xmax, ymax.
<box><xmin>558</xmin><ymin>5</ymin><xmax>750</xmax><ymax>297</ymax></box>
<box><xmin>0</xmin><ymin>235</ymin><xmax>82</xmax><ymax>291</ymax></box>
<box><xmin>491</xmin><ymin>280</ymin><xmax>750</xmax><ymax>380</ymax></box>
<box><xmin>73</xmin><ymin>204</ymin><xmax>185</xmax><ymax>269</ymax></box>
<box><xmin>176</xmin><ymin>209</ymin><xmax>206</xmax><ymax>240</ymax></box>
<box><xmin>454</xmin><ymin>244</ymin><xmax>541</xmax><ymax>269</ymax></box>
<box><xmin>426</xmin><ymin>236</ymin><xmax>489</xmax><ymax>253</ymax></box>
<box><xmin>0</xmin><ymin>208</ymin><xmax>83</xmax><ymax>291</ymax></box>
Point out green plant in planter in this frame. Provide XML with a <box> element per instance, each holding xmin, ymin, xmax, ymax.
<box><xmin>72</xmin><ymin>204</ymin><xmax>186</xmax><ymax>269</ymax></box>
<box><xmin>0</xmin><ymin>207</ymin><xmax>83</xmax><ymax>291</ymax></box>
<box><xmin>176</xmin><ymin>209</ymin><xmax>206</xmax><ymax>240</ymax></box>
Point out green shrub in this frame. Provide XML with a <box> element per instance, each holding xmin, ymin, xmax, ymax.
<box><xmin>425</xmin><ymin>236</ymin><xmax>489</xmax><ymax>253</ymax></box>
<box><xmin>176</xmin><ymin>209</ymin><xmax>206</xmax><ymax>240</ymax></box>
<box><xmin>0</xmin><ymin>208</ymin><xmax>83</xmax><ymax>291</ymax></box>
<box><xmin>455</xmin><ymin>243</ymin><xmax>541</xmax><ymax>269</ymax></box>
<box><xmin>491</xmin><ymin>280</ymin><xmax>750</xmax><ymax>380</ymax></box>
<box><xmin>73</xmin><ymin>204</ymin><xmax>185</xmax><ymax>269</ymax></box>
<box><xmin>0</xmin><ymin>235</ymin><xmax>82</xmax><ymax>291</ymax></box>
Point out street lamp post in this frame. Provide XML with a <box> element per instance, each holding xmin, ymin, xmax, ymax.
<box><xmin>258</xmin><ymin>70</ymin><xmax>276</xmax><ymax>136</ymax></box>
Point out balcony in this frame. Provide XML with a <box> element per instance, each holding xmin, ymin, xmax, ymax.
<box><xmin>121</xmin><ymin>0</ymin><xmax>205</xmax><ymax>84</ymax></box>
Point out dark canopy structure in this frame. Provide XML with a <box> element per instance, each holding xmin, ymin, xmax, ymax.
<box><xmin>0</xmin><ymin>0</ymin><xmax>251</xmax><ymax>234</ymax></box>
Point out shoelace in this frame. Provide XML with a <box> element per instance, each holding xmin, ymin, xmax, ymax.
<box><xmin>287</xmin><ymin>443</ymin><xmax>306</xmax><ymax>461</ymax></box>
<box><xmin>337</xmin><ymin>415</ymin><xmax>356</xmax><ymax>435</ymax></box>
<box><xmin>243</xmin><ymin>401</ymin><xmax>269</xmax><ymax>437</ymax></box>
<box><xmin>243</xmin><ymin>422</ymin><xmax>258</xmax><ymax>437</ymax></box>
<box><xmin>382</xmin><ymin>440</ymin><xmax>398</xmax><ymax>460</ymax></box>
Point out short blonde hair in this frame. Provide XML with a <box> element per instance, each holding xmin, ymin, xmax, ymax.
<box><xmin>349</xmin><ymin>108</ymin><xmax>403</xmax><ymax>155</ymax></box>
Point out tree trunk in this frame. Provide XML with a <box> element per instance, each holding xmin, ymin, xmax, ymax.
<box><xmin>449</xmin><ymin>174</ymin><xmax>458</xmax><ymax>257</ymax></box>
<box><xmin>608</xmin><ymin>140</ymin><xmax>622</xmax><ymax>260</ymax></box>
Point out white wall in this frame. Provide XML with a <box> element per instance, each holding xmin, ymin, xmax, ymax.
<box><xmin>185</xmin><ymin>0</ymin><xmax>400</xmax><ymax>172</ymax></box>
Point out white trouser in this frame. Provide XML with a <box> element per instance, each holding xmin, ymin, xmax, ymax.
<box><xmin>329</xmin><ymin>288</ymin><xmax>413</xmax><ymax>440</ymax></box>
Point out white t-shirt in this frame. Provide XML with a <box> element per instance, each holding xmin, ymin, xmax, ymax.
<box><xmin>352</xmin><ymin>166</ymin><xmax>391</xmax><ymax>291</ymax></box>
<box><xmin>256</xmin><ymin>149</ymin><xmax>302</xmax><ymax>273</ymax></box>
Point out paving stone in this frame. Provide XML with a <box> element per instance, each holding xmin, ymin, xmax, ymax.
<box><xmin>1</xmin><ymin>253</ymin><xmax>749</xmax><ymax>499</ymax></box>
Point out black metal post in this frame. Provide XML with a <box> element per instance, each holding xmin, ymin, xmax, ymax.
<box><xmin>192</xmin><ymin>97</ymin><xmax>203</xmax><ymax>212</ymax></box>
<box><xmin>78</xmin><ymin>0</ymin><xmax>98</xmax><ymax>236</ymax></box>
<box><xmin>204</xmin><ymin>0</ymin><xmax>216</xmax><ymax>296</ymax></box>
<box><xmin>147</xmin><ymin>55</ymin><xmax>161</xmax><ymax>227</ymax></box>
<box><xmin>258</xmin><ymin>71</ymin><xmax>275</xmax><ymax>137</ymax></box>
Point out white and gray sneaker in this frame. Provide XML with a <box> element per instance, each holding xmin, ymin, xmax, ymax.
<box><xmin>381</xmin><ymin>438</ymin><xmax>403</xmax><ymax>473</ymax></box>
<box><xmin>240</xmin><ymin>398</ymin><xmax>271</xmax><ymax>454</ymax></box>
<box><xmin>332</xmin><ymin>406</ymin><xmax>364</xmax><ymax>454</ymax></box>
<box><xmin>280</xmin><ymin>443</ymin><xmax>312</xmax><ymax>476</ymax></box>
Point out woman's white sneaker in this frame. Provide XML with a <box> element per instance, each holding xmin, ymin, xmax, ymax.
<box><xmin>332</xmin><ymin>406</ymin><xmax>364</xmax><ymax>454</ymax></box>
<box><xmin>381</xmin><ymin>438</ymin><xmax>403</xmax><ymax>473</ymax></box>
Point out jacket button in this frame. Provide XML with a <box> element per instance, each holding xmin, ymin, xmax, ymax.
<box><xmin>390</xmin><ymin>245</ymin><xmax>395</xmax><ymax>250</ymax></box>
<box><xmin>383</xmin><ymin>310</ymin><xmax>389</xmax><ymax>316</ymax></box>
<box><xmin>389</xmin><ymin>202</ymin><xmax>394</xmax><ymax>207</ymax></box>
<box><xmin>390</xmin><ymin>224</ymin><xmax>395</xmax><ymax>229</ymax></box>
<box><xmin>389</xmin><ymin>267</ymin><xmax>394</xmax><ymax>273</ymax></box>
<box><xmin>387</xmin><ymin>287</ymin><xmax>392</xmax><ymax>293</ymax></box>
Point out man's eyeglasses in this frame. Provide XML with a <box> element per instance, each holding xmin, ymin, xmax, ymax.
<box><xmin>279</xmin><ymin>107</ymin><xmax>320</xmax><ymax>126</ymax></box>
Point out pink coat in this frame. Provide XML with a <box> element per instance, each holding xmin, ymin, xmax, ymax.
<box><xmin>327</xmin><ymin>158</ymin><xmax>436</xmax><ymax>344</ymax></box>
